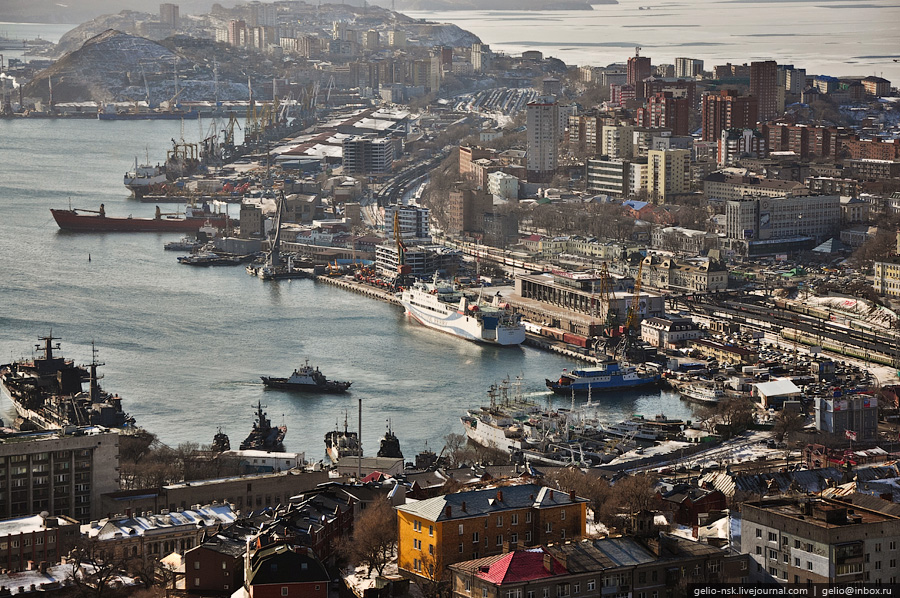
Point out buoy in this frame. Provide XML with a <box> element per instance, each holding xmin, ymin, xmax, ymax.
<box><xmin>88</xmin><ymin>254</ymin><xmax>91</xmax><ymax>262</ymax></box>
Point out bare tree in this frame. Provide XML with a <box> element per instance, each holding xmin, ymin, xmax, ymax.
<box><xmin>773</xmin><ymin>410</ymin><xmax>807</xmax><ymax>444</ymax></box>
<box><xmin>338</xmin><ymin>498</ymin><xmax>397</xmax><ymax>578</ymax></box>
<box><xmin>67</xmin><ymin>537</ymin><xmax>128</xmax><ymax>598</ymax></box>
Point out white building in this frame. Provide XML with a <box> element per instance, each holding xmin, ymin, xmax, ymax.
<box><xmin>641</xmin><ymin>316</ymin><xmax>703</xmax><ymax>348</ymax></box>
<box><xmin>487</xmin><ymin>171</ymin><xmax>519</xmax><ymax>200</ymax></box>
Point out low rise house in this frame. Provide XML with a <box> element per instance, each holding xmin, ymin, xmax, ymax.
<box><xmin>641</xmin><ymin>316</ymin><xmax>703</xmax><ymax>349</ymax></box>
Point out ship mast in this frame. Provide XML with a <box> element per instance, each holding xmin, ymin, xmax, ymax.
<box><xmin>88</xmin><ymin>341</ymin><xmax>105</xmax><ymax>404</ymax></box>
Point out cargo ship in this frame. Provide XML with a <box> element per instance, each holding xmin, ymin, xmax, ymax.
<box><xmin>124</xmin><ymin>159</ymin><xmax>166</xmax><ymax>198</ymax></box>
<box><xmin>51</xmin><ymin>203</ymin><xmax>230</xmax><ymax>232</ymax></box>
<box><xmin>0</xmin><ymin>334</ymin><xmax>135</xmax><ymax>431</ymax></box>
<box><xmin>545</xmin><ymin>360</ymin><xmax>661</xmax><ymax>394</ymax></box>
<box><xmin>399</xmin><ymin>275</ymin><xmax>525</xmax><ymax>346</ymax></box>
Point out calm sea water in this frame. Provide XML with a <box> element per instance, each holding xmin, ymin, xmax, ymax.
<box><xmin>408</xmin><ymin>0</ymin><xmax>900</xmax><ymax>84</ymax></box>
<box><xmin>0</xmin><ymin>118</ymin><xmax>690</xmax><ymax>460</ymax></box>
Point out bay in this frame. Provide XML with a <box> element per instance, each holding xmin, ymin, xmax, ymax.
<box><xmin>0</xmin><ymin>118</ymin><xmax>691</xmax><ymax>462</ymax></box>
<box><xmin>408</xmin><ymin>0</ymin><xmax>900</xmax><ymax>84</ymax></box>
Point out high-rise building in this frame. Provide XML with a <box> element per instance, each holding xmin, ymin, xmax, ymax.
<box><xmin>718</xmin><ymin>128</ymin><xmax>765</xmax><ymax>166</ymax></box>
<box><xmin>363</xmin><ymin>29</ymin><xmax>379</xmax><ymax>50</ymax></box>
<box><xmin>227</xmin><ymin>20</ymin><xmax>246</xmax><ymax>46</ymax></box>
<box><xmin>636</xmin><ymin>92</ymin><xmax>689</xmax><ymax>136</ymax></box>
<box><xmin>387</xmin><ymin>29</ymin><xmax>406</xmax><ymax>48</ymax></box>
<box><xmin>585</xmin><ymin>158</ymin><xmax>629</xmax><ymax>197</ymax></box>
<box><xmin>627</xmin><ymin>48</ymin><xmax>652</xmax><ymax>98</ymax></box>
<box><xmin>647</xmin><ymin>148</ymin><xmax>689</xmax><ymax>204</ymax></box>
<box><xmin>447</xmin><ymin>186</ymin><xmax>493</xmax><ymax>235</ymax></box>
<box><xmin>750</xmin><ymin>60</ymin><xmax>779</xmax><ymax>123</ymax></box>
<box><xmin>601</xmin><ymin>124</ymin><xmax>635</xmax><ymax>160</ymax></box>
<box><xmin>159</xmin><ymin>3</ymin><xmax>179</xmax><ymax>27</ymax></box>
<box><xmin>249</xmin><ymin>2</ymin><xmax>277</xmax><ymax>27</ymax></box>
<box><xmin>701</xmin><ymin>89</ymin><xmax>758</xmax><ymax>141</ymax></box>
<box><xmin>342</xmin><ymin>136</ymin><xmax>394</xmax><ymax>175</ymax></box>
<box><xmin>0</xmin><ymin>428</ymin><xmax>119</xmax><ymax>523</ymax></box>
<box><xmin>674</xmin><ymin>57</ymin><xmax>704</xmax><ymax>78</ymax></box>
<box><xmin>526</xmin><ymin>96</ymin><xmax>559</xmax><ymax>182</ymax></box>
<box><xmin>471</xmin><ymin>42</ymin><xmax>491</xmax><ymax>72</ymax></box>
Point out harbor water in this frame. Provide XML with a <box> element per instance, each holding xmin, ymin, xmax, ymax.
<box><xmin>0</xmin><ymin>117</ymin><xmax>693</xmax><ymax>461</ymax></box>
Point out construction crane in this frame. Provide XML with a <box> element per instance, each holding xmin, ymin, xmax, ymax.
<box><xmin>618</xmin><ymin>258</ymin><xmax>645</xmax><ymax>362</ymax></box>
<box><xmin>393</xmin><ymin>209</ymin><xmax>411</xmax><ymax>290</ymax></box>
<box><xmin>598</xmin><ymin>262</ymin><xmax>618</xmax><ymax>339</ymax></box>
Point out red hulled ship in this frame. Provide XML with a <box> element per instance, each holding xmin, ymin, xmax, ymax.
<box><xmin>51</xmin><ymin>203</ymin><xmax>230</xmax><ymax>232</ymax></box>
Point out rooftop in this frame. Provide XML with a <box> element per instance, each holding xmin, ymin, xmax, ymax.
<box><xmin>396</xmin><ymin>484</ymin><xmax>587</xmax><ymax>522</ymax></box>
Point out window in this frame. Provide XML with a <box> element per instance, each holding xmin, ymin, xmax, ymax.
<box><xmin>413</xmin><ymin>539</ymin><xmax>421</xmax><ymax>550</ymax></box>
<box><xmin>429</xmin><ymin>525</ymin><xmax>434</xmax><ymax>536</ymax></box>
<box><xmin>794</xmin><ymin>558</ymin><xmax>800</xmax><ymax>567</ymax></box>
<box><xmin>528</xmin><ymin>592</ymin><xmax>534</xmax><ymax>598</ymax></box>
<box><xmin>795</xmin><ymin>540</ymin><xmax>801</xmax><ymax>549</ymax></box>
<box><xmin>807</xmin><ymin>562</ymin><xmax>813</xmax><ymax>571</ymax></box>
<box><xmin>573</xmin><ymin>584</ymin><xmax>579</xmax><ymax>595</ymax></box>
<box><xmin>525</xmin><ymin>531</ymin><xmax>532</xmax><ymax>543</ymax></box>
<box><xmin>876</xmin><ymin>543</ymin><xmax>883</xmax><ymax>552</ymax></box>
<box><xmin>511</xmin><ymin>514</ymin><xmax>518</xmax><ymax>526</ymax></box>
<box><xmin>483</xmin><ymin>590</ymin><xmax>488</xmax><ymax>598</ymax></box>
<box><xmin>222</xmin><ymin>562</ymin><xmax>227</xmax><ymax>570</ymax></box>
<box><xmin>756</xmin><ymin>529</ymin><xmax>762</xmax><ymax>538</ymax></box>
<box><xmin>543</xmin><ymin>589</ymin><xmax>549</xmax><ymax>598</ymax></box>
<box><xmin>560</xmin><ymin>530</ymin><xmax>565</xmax><ymax>540</ymax></box>
<box><xmin>769</xmin><ymin>549</ymin><xmax>777</xmax><ymax>560</ymax></box>
<box><xmin>473</xmin><ymin>532</ymin><xmax>480</xmax><ymax>544</ymax></box>
<box><xmin>281</xmin><ymin>588</ymin><xmax>288</xmax><ymax>597</ymax></box>
<box><xmin>510</xmin><ymin>533</ymin><xmax>518</xmax><ymax>544</ymax></box>
<box><xmin>496</xmin><ymin>535</ymin><xmax>503</xmax><ymax>547</ymax></box>
<box><xmin>526</xmin><ymin>512</ymin><xmax>532</xmax><ymax>523</ymax></box>
<box><xmin>194</xmin><ymin>578</ymin><xmax>200</xmax><ymax>587</ymax></box>
<box><xmin>459</xmin><ymin>524</ymin><xmax>464</xmax><ymax>536</ymax></box>
<box><xmin>459</xmin><ymin>544</ymin><xmax>464</xmax><ymax>553</ymax></box>
<box><xmin>414</xmin><ymin>559</ymin><xmax>420</xmax><ymax>572</ymax></box>
<box><xmin>497</xmin><ymin>516</ymin><xmax>503</xmax><ymax>527</ymax></box>
<box><xmin>465</xmin><ymin>581</ymin><xmax>471</xmax><ymax>593</ymax></box>
<box><xmin>756</xmin><ymin>547</ymin><xmax>762</xmax><ymax>555</ymax></box>
<box><xmin>891</xmin><ymin>542</ymin><xmax>897</xmax><ymax>551</ymax></box>
<box><xmin>836</xmin><ymin>563</ymin><xmax>863</xmax><ymax>575</ymax></box>
<box><xmin>783</xmin><ymin>553</ymin><xmax>789</xmax><ymax>564</ymax></box>
<box><xmin>429</xmin><ymin>544</ymin><xmax>434</xmax><ymax>555</ymax></box>
<box><xmin>506</xmin><ymin>591</ymin><xmax>521</xmax><ymax>598</ymax></box>
<box><xmin>768</xmin><ymin>532</ymin><xmax>777</xmax><ymax>543</ymax></box>
<box><xmin>876</xmin><ymin>562</ymin><xmax>882</xmax><ymax>570</ymax></box>
<box><xmin>891</xmin><ymin>560</ymin><xmax>897</xmax><ymax>568</ymax></box>
<box><xmin>414</xmin><ymin>521</ymin><xmax>421</xmax><ymax>532</ymax></box>
<box><xmin>806</xmin><ymin>543</ymin><xmax>813</xmax><ymax>552</ymax></box>
<box><xmin>587</xmin><ymin>580</ymin><xmax>595</xmax><ymax>592</ymax></box>
<box><xmin>194</xmin><ymin>562</ymin><xmax>200</xmax><ymax>570</ymax></box>
<box><xmin>560</xmin><ymin>511</ymin><xmax>565</xmax><ymax>520</ymax></box>
<box><xmin>546</xmin><ymin>522</ymin><xmax>552</xmax><ymax>533</ymax></box>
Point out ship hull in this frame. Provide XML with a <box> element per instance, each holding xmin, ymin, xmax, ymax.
<box><xmin>51</xmin><ymin>209</ymin><xmax>229</xmax><ymax>232</ymax></box>
<box><xmin>461</xmin><ymin>416</ymin><xmax>527</xmax><ymax>453</ymax></box>
<box><xmin>99</xmin><ymin>111</ymin><xmax>200</xmax><ymax>120</ymax></box>
<box><xmin>261</xmin><ymin>377</ymin><xmax>351</xmax><ymax>393</ymax></box>
<box><xmin>545</xmin><ymin>376</ymin><xmax>661</xmax><ymax>394</ymax></box>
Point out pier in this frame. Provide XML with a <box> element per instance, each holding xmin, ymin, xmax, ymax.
<box><xmin>313</xmin><ymin>275</ymin><xmax>401</xmax><ymax>306</ymax></box>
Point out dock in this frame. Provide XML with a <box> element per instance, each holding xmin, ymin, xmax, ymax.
<box><xmin>523</xmin><ymin>334</ymin><xmax>601</xmax><ymax>364</ymax></box>
<box><xmin>314</xmin><ymin>275</ymin><xmax>401</xmax><ymax>306</ymax></box>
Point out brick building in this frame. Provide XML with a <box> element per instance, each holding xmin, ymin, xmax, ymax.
<box><xmin>701</xmin><ymin>90</ymin><xmax>758</xmax><ymax>142</ymax></box>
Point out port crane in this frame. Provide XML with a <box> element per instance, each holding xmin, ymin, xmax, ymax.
<box><xmin>617</xmin><ymin>258</ymin><xmax>646</xmax><ymax>361</ymax></box>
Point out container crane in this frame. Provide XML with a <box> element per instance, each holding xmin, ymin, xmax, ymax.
<box><xmin>393</xmin><ymin>209</ymin><xmax>411</xmax><ymax>290</ymax></box>
<box><xmin>618</xmin><ymin>258</ymin><xmax>646</xmax><ymax>362</ymax></box>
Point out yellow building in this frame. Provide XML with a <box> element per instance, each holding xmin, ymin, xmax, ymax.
<box><xmin>396</xmin><ymin>484</ymin><xmax>587</xmax><ymax>581</ymax></box>
<box><xmin>647</xmin><ymin>148</ymin><xmax>689</xmax><ymax>204</ymax></box>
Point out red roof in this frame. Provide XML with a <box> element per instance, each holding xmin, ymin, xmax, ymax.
<box><xmin>477</xmin><ymin>550</ymin><xmax>567</xmax><ymax>584</ymax></box>
<box><xmin>360</xmin><ymin>471</ymin><xmax>385</xmax><ymax>483</ymax></box>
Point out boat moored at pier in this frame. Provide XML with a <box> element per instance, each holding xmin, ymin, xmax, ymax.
<box><xmin>546</xmin><ymin>360</ymin><xmax>661</xmax><ymax>394</ymax></box>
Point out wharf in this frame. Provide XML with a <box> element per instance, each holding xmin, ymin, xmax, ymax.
<box><xmin>523</xmin><ymin>333</ymin><xmax>600</xmax><ymax>364</ymax></box>
<box><xmin>314</xmin><ymin>275</ymin><xmax>401</xmax><ymax>306</ymax></box>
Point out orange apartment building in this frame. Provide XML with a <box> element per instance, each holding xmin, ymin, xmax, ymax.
<box><xmin>396</xmin><ymin>484</ymin><xmax>588</xmax><ymax>581</ymax></box>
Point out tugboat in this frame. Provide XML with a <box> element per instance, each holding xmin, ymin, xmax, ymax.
<box><xmin>324</xmin><ymin>411</ymin><xmax>361</xmax><ymax>463</ymax></box>
<box><xmin>239</xmin><ymin>401</ymin><xmax>286</xmax><ymax>451</ymax></box>
<box><xmin>261</xmin><ymin>359</ymin><xmax>352</xmax><ymax>393</ymax></box>
<box><xmin>0</xmin><ymin>334</ymin><xmax>135</xmax><ymax>430</ymax></box>
<box><xmin>376</xmin><ymin>420</ymin><xmax>403</xmax><ymax>459</ymax></box>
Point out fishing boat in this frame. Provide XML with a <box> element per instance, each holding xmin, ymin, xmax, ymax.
<box><xmin>545</xmin><ymin>360</ymin><xmax>661</xmax><ymax>394</ymax></box>
<box><xmin>51</xmin><ymin>203</ymin><xmax>230</xmax><ymax>232</ymax></box>
<box><xmin>399</xmin><ymin>274</ymin><xmax>525</xmax><ymax>346</ymax></box>
<box><xmin>261</xmin><ymin>359</ymin><xmax>352</xmax><ymax>393</ymax></box>
<box><xmin>0</xmin><ymin>334</ymin><xmax>135</xmax><ymax>431</ymax></box>
<box><xmin>239</xmin><ymin>401</ymin><xmax>286</xmax><ymax>451</ymax></box>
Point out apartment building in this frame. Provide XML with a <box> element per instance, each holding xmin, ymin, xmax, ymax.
<box><xmin>725</xmin><ymin>195</ymin><xmax>840</xmax><ymax>243</ymax></box>
<box><xmin>704</xmin><ymin>172</ymin><xmax>807</xmax><ymax>201</ymax></box>
<box><xmin>647</xmin><ymin>149</ymin><xmax>689</xmax><ymax>204</ymax></box>
<box><xmin>743</xmin><ymin>496</ymin><xmax>900</xmax><ymax>585</ymax></box>
<box><xmin>526</xmin><ymin>97</ymin><xmax>559</xmax><ymax>182</ymax></box>
<box><xmin>0</xmin><ymin>428</ymin><xmax>119</xmax><ymax>523</ymax></box>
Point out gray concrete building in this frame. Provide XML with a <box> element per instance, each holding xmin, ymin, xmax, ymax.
<box><xmin>0</xmin><ymin>428</ymin><xmax>119</xmax><ymax>523</ymax></box>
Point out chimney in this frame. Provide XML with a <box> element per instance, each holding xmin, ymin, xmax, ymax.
<box><xmin>543</xmin><ymin>553</ymin><xmax>553</xmax><ymax>573</ymax></box>
<box><xmin>38</xmin><ymin>562</ymin><xmax>48</xmax><ymax>575</ymax></box>
<box><xmin>569</xmin><ymin>490</ymin><xmax>575</xmax><ymax>502</ymax></box>
<box><xmin>497</xmin><ymin>490</ymin><xmax>503</xmax><ymax>503</ymax></box>
<box><xmin>445</xmin><ymin>505</ymin><xmax>452</xmax><ymax>518</ymax></box>
<box><xmin>461</xmin><ymin>501</ymin><xmax>467</xmax><ymax>512</ymax></box>
<box><xmin>26</xmin><ymin>562</ymin><xmax>33</xmax><ymax>572</ymax></box>
<box><xmin>549</xmin><ymin>490</ymin><xmax>554</xmax><ymax>501</ymax></box>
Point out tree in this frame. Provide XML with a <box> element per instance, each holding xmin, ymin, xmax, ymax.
<box><xmin>443</xmin><ymin>433</ymin><xmax>468</xmax><ymax>468</ymax></box>
<box><xmin>545</xmin><ymin>467</ymin><xmax>615</xmax><ymax>527</ymax></box>
<box><xmin>773</xmin><ymin>410</ymin><xmax>806</xmax><ymax>444</ymax></box>
<box><xmin>67</xmin><ymin>537</ymin><xmax>129</xmax><ymax>598</ymax></box>
<box><xmin>339</xmin><ymin>498</ymin><xmax>397</xmax><ymax>578</ymax></box>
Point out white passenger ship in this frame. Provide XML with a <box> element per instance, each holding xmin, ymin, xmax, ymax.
<box><xmin>399</xmin><ymin>275</ymin><xmax>526</xmax><ymax>346</ymax></box>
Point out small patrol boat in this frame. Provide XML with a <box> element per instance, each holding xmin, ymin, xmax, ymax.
<box><xmin>261</xmin><ymin>359</ymin><xmax>352</xmax><ymax>393</ymax></box>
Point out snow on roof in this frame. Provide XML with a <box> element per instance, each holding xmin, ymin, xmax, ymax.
<box><xmin>0</xmin><ymin>515</ymin><xmax>68</xmax><ymax>536</ymax></box>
